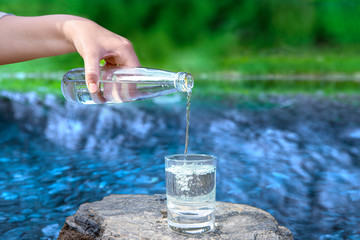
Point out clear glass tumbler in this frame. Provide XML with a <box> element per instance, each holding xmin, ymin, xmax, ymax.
<box><xmin>165</xmin><ymin>154</ymin><xmax>217</xmax><ymax>234</ymax></box>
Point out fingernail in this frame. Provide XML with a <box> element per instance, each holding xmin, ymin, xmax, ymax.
<box><xmin>88</xmin><ymin>83</ymin><xmax>98</xmax><ymax>93</ymax></box>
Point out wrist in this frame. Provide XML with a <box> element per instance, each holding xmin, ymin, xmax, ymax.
<box><xmin>58</xmin><ymin>15</ymin><xmax>93</xmax><ymax>52</ymax></box>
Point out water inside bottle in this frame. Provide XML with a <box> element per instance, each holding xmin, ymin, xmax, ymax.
<box><xmin>65</xmin><ymin>80</ymin><xmax>178</xmax><ymax>104</ymax></box>
<box><xmin>62</xmin><ymin>67</ymin><xmax>194</xmax><ymax>104</ymax></box>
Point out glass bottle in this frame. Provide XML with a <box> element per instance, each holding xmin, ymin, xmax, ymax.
<box><xmin>61</xmin><ymin>67</ymin><xmax>194</xmax><ymax>104</ymax></box>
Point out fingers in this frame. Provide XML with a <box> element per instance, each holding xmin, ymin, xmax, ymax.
<box><xmin>83</xmin><ymin>53</ymin><xmax>100</xmax><ymax>94</ymax></box>
<box><xmin>80</xmin><ymin>33</ymin><xmax>140</xmax><ymax>95</ymax></box>
<box><xmin>104</xmin><ymin>38</ymin><xmax>141</xmax><ymax>68</ymax></box>
<box><xmin>121</xmin><ymin>41</ymin><xmax>141</xmax><ymax>68</ymax></box>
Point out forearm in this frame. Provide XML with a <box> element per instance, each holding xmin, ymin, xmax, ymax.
<box><xmin>0</xmin><ymin>14</ymin><xmax>89</xmax><ymax>64</ymax></box>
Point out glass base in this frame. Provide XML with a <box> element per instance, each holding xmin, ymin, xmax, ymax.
<box><xmin>167</xmin><ymin>210</ymin><xmax>215</xmax><ymax>234</ymax></box>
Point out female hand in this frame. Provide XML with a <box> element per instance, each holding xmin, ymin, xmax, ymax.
<box><xmin>63</xmin><ymin>17</ymin><xmax>141</xmax><ymax>93</ymax></box>
<box><xmin>0</xmin><ymin>14</ymin><xmax>141</xmax><ymax>93</ymax></box>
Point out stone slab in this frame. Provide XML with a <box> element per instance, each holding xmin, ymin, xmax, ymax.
<box><xmin>58</xmin><ymin>194</ymin><xmax>293</xmax><ymax>240</ymax></box>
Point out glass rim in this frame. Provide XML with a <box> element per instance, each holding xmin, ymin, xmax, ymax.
<box><xmin>165</xmin><ymin>154</ymin><xmax>217</xmax><ymax>162</ymax></box>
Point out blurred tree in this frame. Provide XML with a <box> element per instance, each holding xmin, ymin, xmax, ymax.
<box><xmin>1</xmin><ymin>0</ymin><xmax>360</xmax><ymax>71</ymax></box>
<box><xmin>316</xmin><ymin>0</ymin><xmax>360</xmax><ymax>44</ymax></box>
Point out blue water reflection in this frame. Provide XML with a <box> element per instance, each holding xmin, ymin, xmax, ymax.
<box><xmin>0</xmin><ymin>92</ymin><xmax>360</xmax><ymax>239</ymax></box>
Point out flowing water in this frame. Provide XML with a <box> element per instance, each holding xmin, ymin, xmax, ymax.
<box><xmin>184</xmin><ymin>91</ymin><xmax>192</xmax><ymax>156</ymax></box>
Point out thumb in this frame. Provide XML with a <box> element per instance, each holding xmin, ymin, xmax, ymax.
<box><xmin>84</xmin><ymin>55</ymin><xmax>100</xmax><ymax>94</ymax></box>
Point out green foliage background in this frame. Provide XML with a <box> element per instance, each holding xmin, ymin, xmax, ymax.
<box><xmin>1</xmin><ymin>0</ymin><xmax>360</xmax><ymax>74</ymax></box>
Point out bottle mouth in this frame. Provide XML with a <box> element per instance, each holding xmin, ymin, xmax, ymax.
<box><xmin>175</xmin><ymin>72</ymin><xmax>194</xmax><ymax>92</ymax></box>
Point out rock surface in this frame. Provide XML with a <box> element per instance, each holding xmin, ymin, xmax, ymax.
<box><xmin>58</xmin><ymin>194</ymin><xmax>293</xmax><ymax>240</ymax></box>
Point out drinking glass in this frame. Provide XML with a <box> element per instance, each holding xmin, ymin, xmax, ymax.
<box><xmin>165</xmin><ymin>154</ymin><xmax>217</xmax><ymax>234</ymax></box>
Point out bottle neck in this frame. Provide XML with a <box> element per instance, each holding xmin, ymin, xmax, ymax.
<box><xmin>174</xmin><ymin>72</ymin><xmax>194</xmax><ymax>92</ymax></box>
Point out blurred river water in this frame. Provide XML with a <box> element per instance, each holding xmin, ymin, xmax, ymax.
<box><xmin>0</xmin><ymin>89</ymin><xmax>360</xmax><ymax>239</ymax></box>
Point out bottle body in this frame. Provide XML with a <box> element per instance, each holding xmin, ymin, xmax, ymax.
<box><xmin>61</xmin><ymin>67</ymin><xmax>193</xmax><ymax>104</ymax></box>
